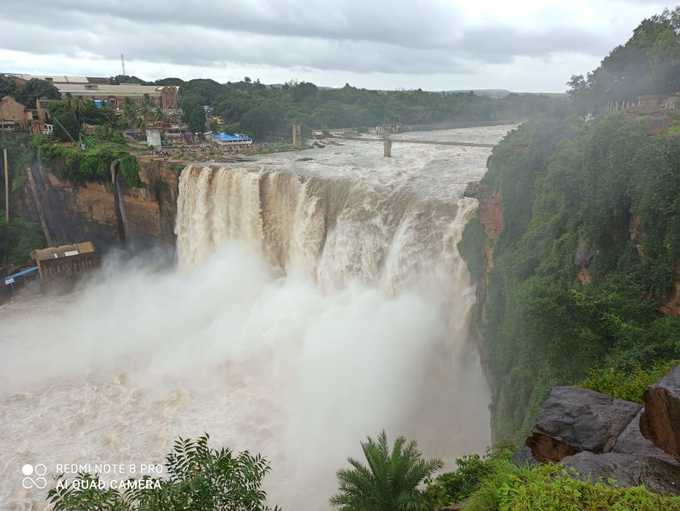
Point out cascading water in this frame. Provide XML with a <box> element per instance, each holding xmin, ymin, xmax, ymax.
<box><xmin>0</xmin><ymin>125</ymin><xmax>511</xmax><ymax>510</ymax></box>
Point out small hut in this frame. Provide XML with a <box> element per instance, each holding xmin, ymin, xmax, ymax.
<box><xmin>31</xmin><ymin>242</ymin><xmax>101</xmax><ymax>284</ymax></box>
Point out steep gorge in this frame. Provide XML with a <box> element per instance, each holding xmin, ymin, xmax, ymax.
<box><xmin>461</xmin><ymin>116</ymin><xmax>680</xmax><ymax>443</ymax></box>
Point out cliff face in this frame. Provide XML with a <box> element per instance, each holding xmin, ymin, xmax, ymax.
<box><xmin>461</xmin><ymin>117</ymin><xmax>680</xmax><ymax>444</ymax></box>
<box><xmin>19</xmin><ymin>156</ymin><xmax>180</xmax><ymax>252</ymax></box>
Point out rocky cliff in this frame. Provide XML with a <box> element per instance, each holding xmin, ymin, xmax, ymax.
<box><xmin>460</xmin><ymin>116</ymin><xmax>680</xmax><ymax>444</ymax></box>
<box><xmin>18</xmin><ymin>156</ymin><xmax>180</xmax><ymax>252</ymax></box>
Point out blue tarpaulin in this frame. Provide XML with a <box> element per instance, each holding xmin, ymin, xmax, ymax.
<box><xmin>213</xmin><ymin>132</ymin><xmax>252</xmax><ymax>143</ymax></box>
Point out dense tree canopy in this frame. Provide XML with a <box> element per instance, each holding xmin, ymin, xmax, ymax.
<box><xmin>179</xmin><ymin>79</ymin><xmax>568</xmax><ymax>138</ymax></box>
<box><xmin>569</xmin><ymin>7</ymin><xmax>680</xmax><ymax>111</ymax></box>
<box><xmin>0</xmin><ymin>76</ymin><xmax>59</xmax><ymax>107</ymax></box>
<box><xmin>462</xmin><ymin>115</ymin><xmax>680</xmax><ymax>442</ymax></box>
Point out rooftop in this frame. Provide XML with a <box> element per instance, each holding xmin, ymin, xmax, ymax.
<box><xmin>32</xmin><ymin>242</ymin><xmax>96</xmax><ymax>262</ymax></box>
<box><xmin>55</xmin><ymin>82</ymin><xmax>169</xmax><ymax>97</ymax></box>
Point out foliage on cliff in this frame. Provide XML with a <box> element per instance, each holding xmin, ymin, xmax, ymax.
<box><xmin>179</xmin><ymin>79</ymin><xmax>568</xmax><ymax>138</ymax></box>
<box><xmin>40</xmin><ymin>140</ymin><xmax>141</xmax><ymax>187</ymax></box>
<box><xmin>568</xmin><ymin>7</ymin><xmax>680</xmax><ymax>112</ymax></box>
<box><xmin>0</xmin><ymin>216</ymin><xmax>44</xmax><ymax>267</ymax></box>
<box><xmin>462</xmin><ymin>115</ymin><xmax>680</xmax><ymax>442</ymax></box>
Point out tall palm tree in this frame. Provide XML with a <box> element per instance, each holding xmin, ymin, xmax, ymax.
<box><xmin>331</xmin><ymin>431</ymin><xmax>443</xmax><ymax>511</ymax></box>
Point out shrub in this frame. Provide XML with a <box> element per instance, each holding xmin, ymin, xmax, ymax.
<box><xmin>0</xmin><ymin>215</ymin><xmax>45</xmax><ymax>266</ymax></box>
<box><xmin>47</xmin><ymin>434</ymin><xmax>278</xmax><ymax>511</ymax></box>
<box><xmin>422</xmin><ymin>452</ymin><xmax>503</xmax><ymax>509</ymax></box>
<box><xmin>461</xmin><ymin>452</ymin><xmax>680</xmax><ymax>511</ymax></box>
<box><xmin>40</xmin><ymin>142</ymin><xmax>141</xmax><ymax>187</ymax></box>
<box><xmin>581</xmin><ymin>360</ymin><xmax>680</xmax><ymax>402</ymax></box>
<box><xmin>331</xmin><ymin>431</ymin><xmax>443</xmax><ymax>511</ymax></box>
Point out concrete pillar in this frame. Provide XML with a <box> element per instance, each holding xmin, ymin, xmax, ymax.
<box><xmin>384</xmin><ymin>139</ymin><xmax>392</xmax><ymax>158</ymax></box>
<box><xmin>292</xmin><ymin>124</ymin><xmax>302</xmax><ymax>147</ymax></box>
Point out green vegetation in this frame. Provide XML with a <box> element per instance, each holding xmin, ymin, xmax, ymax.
<box><xmin>0</xmin><ymin>75</ymin><xmax>60</xmax><ymax>107</ymax></box>
<box><xmin>0</xmin><ymin>133</ymin><xmax>44</xmax><ymax>267</ymax></box>
<box><xmin>568</xmin><ymin>7</ymin><xmax>680</xmax><ymax>112</ymax></box>
<box><xmin>46</xmin><ymin>432</ymin><xmax>680</xmax><ymax>511</ymax></box>
<box><xmin>582</xmin><ymin>359</ymin><xmax>680</xmax><ymax>402</ymax></box>
<box><xmin>180</xmin><ymin>79</ymin><xmax>568</xmax><ymax>139</ymax></box>
<box><xmin>47</xmin><ymin>434</ymin><xmax>277</xmax><ymax>511</ymax></box>
<box><xmin>39</xmin><ymin>139</ymin><xmax>140</xmax><ymax>187</ymax></box>
<box><xmin>465</xmin><ymin>455</ymin><xmax>680</xmax><ymax>511</ymax></box>
<box><xmin>459</xmin><ymin>7</ymin><xmax>680</xmax><ymax>443</ymax></box>
<box><xmin>422</xmin><ymin>449</ymin><xmax>680</xmax><ymax>511</ymax></box>
<box><xmin>0</xmin><ymin>132</ymin><xmax>34</xmax><ymax>192</ymax></box>
<box><xmin>0</xmin><ymin>215</ymin><xmax>44</xmax><ymax>267</ymax></box>
<box><xmin>463</xmin><ymin>114</ymin><xmax>680</xmax><ymax>442</ymax></box>
<box><xmin>331</xmin><ymin>431</ymin><xmax>442</xmax><ymax>511</ymax></box>
<box><xmin>422</xmin><ymin>453</ymin><xmax>498</xmax><ymax>508</ymax></box>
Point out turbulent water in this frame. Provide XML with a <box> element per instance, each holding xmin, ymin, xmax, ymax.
<box><xmin>0</xmin><ymin>125</ymin><xmax>512</xmax><ymax>510</ymax></box>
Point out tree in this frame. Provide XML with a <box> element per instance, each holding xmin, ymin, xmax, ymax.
<box><xmin>14</xmin><ymin>78</ymin><xmax>60</xmax><ymax>107</ymax></box>
<box><xmin>331</xmin><ymin>431</ymin><xmax>443</xmax><ymax>511</ymax></box>
<box><xmin>47</xmin><ymin>434</ymin><xmax>279</xmax><ymax>511</ymax></box>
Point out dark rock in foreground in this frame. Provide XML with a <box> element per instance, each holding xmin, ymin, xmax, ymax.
<box><xmin>614</xmin><ymin>409</ymin><xmax>677</xmax><ymax>463</ymax></box>
<box><xmin>562</xmin><ymin>451</ymin><xmax>680</xmax><ymax>495</ymax></box>
<box><xmin>526</xmin><ymin>386</ymin><xmax>641</xmax><ymax>462</ymax></box>
<box><xmin>641</xmin><ymin>366</ymin><xmax>680</xmax><ymax>458</ymax></box>
<box><xmin>518</xmin><ymin>366</ymin><xmax>680</xmax><ymax>496</ymax></box>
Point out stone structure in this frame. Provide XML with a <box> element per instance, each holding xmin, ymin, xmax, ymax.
<box><xmin>32</xmin><ymin>242</ymin><xmax>100</xmax><ymax>284</ymax></box>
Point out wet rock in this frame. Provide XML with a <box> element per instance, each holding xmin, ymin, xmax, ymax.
<box><xmin>463</xmin><ymin>181</ymin><xmax>481</xmax><ymax>198</ymax></box>
<box><xmin>511</xmin><ymin>445</ymin><xmax>538</xmax><ymax>467</ymax></box>
<box><xmin>526</xmin><ymin>387</ymin><xmax>641</xmax><ymax>462</ymax></box>
<box><xmin>613</xmin><ymin>410</ymin><xmax>677</xmax><ymax>463</ymax></box>
<box><xmin>562</xmin><ymin>451</ymin><xmax>680</xmax><ymax>495</ymax></box>
<box><xmin>640</xmin><ymin>366</ymin><xmax>680</xmax><ymax>458</ymax></box>
<box><xmin>562</xmin><ymin>452</ymin><xmax>641</xmax><ymax>487</ymax></box>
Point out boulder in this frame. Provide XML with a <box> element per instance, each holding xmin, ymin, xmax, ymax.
<box><xmin>526</xmin><ymin>386</ymin><xmax>641</xmax><ymax>462</ymax></box>
<box><xmin>640</xmin><ymin>366</ymin><xmax>680</xmax><ymax>458</ymax></box>
<box><xmin>562</xmin><ymin>451</ymin><xmax>680</xmax><ymax>495</ymax></box>
<box><xmin>463</xmin><ymin>181</ymin><xmax>481</xmax><ymax>199</ymax></box>
<box><xmin>562</xmin><ymin>452</ymin><xmax>642</xmax><ymax>487</ymax></box>
<box><xmin>613</xmin><ymin>409</ymin><xmax>677</xmax><ymax>463</ymax></box>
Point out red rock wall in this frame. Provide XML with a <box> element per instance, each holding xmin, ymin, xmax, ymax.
<box><xmin>21</xmin><ymin>157</ymin><xmax>180</xmax><ymax>252</ymax></box>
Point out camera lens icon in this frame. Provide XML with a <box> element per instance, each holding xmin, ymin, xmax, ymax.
<box><xmin>21</xmin><ymin>463</ymin><xmax>47</xmax><ymax>489</ymax></box>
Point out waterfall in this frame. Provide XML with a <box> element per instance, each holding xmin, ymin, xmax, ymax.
<box><xmin>0</xmin><ymin>127</ymin><xmax>509</xmax><ymax>511</ymax></box>
<box><xmin>176</xmin><ymin>164</ymin><xmax>477</xmax><ymax>295</ymax></box>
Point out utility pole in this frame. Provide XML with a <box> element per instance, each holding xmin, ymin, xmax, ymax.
<box><xmin>3</xmin><ymin>148</ymin><xmax>9</xmax><ymax>223</ymax></box>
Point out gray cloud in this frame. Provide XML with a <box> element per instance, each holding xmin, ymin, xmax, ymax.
<box><xmin>0</xmin><ymin>0</ymin><xmax>671</xmax><ymax>89</ymax></box>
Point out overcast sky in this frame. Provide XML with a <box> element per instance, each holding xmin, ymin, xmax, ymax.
<box><xmin>0</xmin><ymin>1</ymin><xmax>672</xmax><ymax>92</ymax></box>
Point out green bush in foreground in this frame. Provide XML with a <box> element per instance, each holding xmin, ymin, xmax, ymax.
<box><xmin>331</xmin><ymin>431</ymin><xmax>443</xmax><ymax>511</ymax></box>
<box><xmin>433</xmin><ymin>450</ymin><xmax>680</xmax><ymax>511</ymax></box>
<box><xmin>47</xmin><ymin>434</ymin><xmax>278</xmax><ymax>511</ymax></box>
